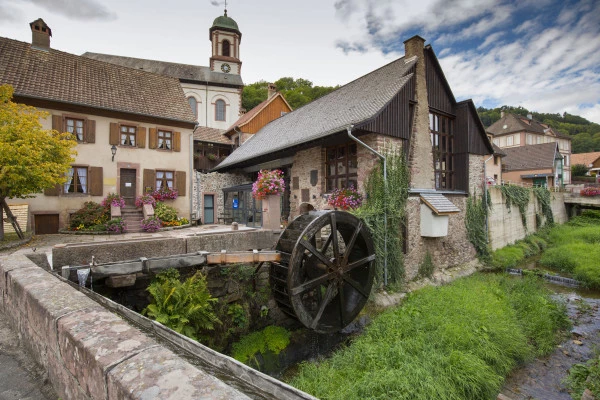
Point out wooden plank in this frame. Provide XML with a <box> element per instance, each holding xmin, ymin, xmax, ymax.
<box><xmin>206</xmin><ymin>251</ymin><xmax>281</xmax><ymax>265</ymax></box>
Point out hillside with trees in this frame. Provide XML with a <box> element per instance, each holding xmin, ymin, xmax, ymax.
<box><xmin>242</xmin><ymin>77</ymin><xmax>338</xmax><ymax>112</ymax></box>
<box><xmin>477</xmin><ymin>106</ymin><xmax>600</xmax><ymax>153</ymax></box>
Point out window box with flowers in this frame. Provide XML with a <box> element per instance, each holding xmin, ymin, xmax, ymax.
<box><xmin>327</xmin><ymin>186</ymin><xmax>363</xmax><ymax>210</ymax></box>
<box><xmin>152</xmin><ymin>188</ymin><xmax>178</xmax><ymax>202</ymax></box>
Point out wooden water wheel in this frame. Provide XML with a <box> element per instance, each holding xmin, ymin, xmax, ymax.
<box><xmin>270</xmin><ymin>211</ymin><xmax>376</xmax><ymax>333</ymax></box>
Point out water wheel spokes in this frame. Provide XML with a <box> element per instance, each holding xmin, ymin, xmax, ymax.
<box><xmin>270</xmin><ymin>211</ymin><xmax>376</xmax><ymax>333</ymax></box>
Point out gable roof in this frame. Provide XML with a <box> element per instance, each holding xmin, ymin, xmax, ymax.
<box><xmin>215</xmin><ymin>55</ymin><xmax>417</xmax><ymax>170</ymax></box>
<box><xmin>225</xmin><ymin>92</ymin><xmax>292</xmax><ymax>136</ymax></box>
<box><xmin>194</xmin><ymin>126</ymin><xmax>232</xmax><ymax>145</ymax></box>
<box><xmin>571</xmin><ymin>151</ymin><xmax>600</xmax><ymax>167</ymax></box>
<box><xmin>487</xmin><ymin>113</ymin><xmax>571</xmax><ymax>139</ymax></box>
<box><xmin>502</xmin><ymin>142</ymin><xmax>562</xmax><ymax>171</ymax></box>
<box><xmin>0</xmin><ymin>37</ymin><xmax>196</xmax><ymax>125</ymax></box>
<box><xmin>83</xmin><ymin>52</ymin><xmax>244</xmax><ymax>87</ymax></box>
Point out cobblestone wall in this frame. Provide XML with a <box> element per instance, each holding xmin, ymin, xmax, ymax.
<box><xmin>193</xmin><ymin>171</ymin><xmax>250</xmax><ymax>223</ymax></box>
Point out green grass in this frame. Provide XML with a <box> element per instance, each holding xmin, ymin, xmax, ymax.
<box><xmin>538</xmin><ymin>212</ymin><xmax>600</xmax><ymax>288</ymax></box>
<box><xmin>564</xmin><ymin>354</ymin><xmax>600</xmax><ymax>398</ymax></box>
<box><xmin>489</xmin><ymin>234</ymin><xmax>544</xmax><ymax>270</ymax></box>
<box><xmin>289</xmin><ymin>274</ymin><xmax>569</xmax><ymax>400</ymax></box>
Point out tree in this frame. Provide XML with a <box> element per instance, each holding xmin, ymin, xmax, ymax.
<box><xmin>0</xmin><ymin>84</ymin><xmax>76</xmax><ymax>240</ymax></box>
<box><xmin>571</xmin><ymin>164</ymin><xmax>589</xmax><ymax>177</ymax></box>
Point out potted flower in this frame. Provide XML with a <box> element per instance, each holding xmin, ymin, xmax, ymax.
<box><xmin>102</xmin><ymin>192</ymin><xmax>126</xmax><ymax>219</ymax></box>
<box><xmin>152</xmin><ymin>188</ymin><xmax>178</xmax><ymax>202</ymax></box>
<box><xmin>135</xmin><ymin>194</ymin><xmax>156</xmax><ymax>208</ymax></box>
<box><xmin>327</xmin><ymin>186</ymin><xmax>363</xmax><ymax>210</ymax></box>
<box><xmin>252</xmin><ymin>169</ymin><xmax>285</xmax><ymax>200</ymax></box>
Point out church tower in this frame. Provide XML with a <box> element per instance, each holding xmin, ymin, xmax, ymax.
<box><xmin>209</xmin><ymin>7</ymin><xmax>242</xmax><ymax>75</ymax></box>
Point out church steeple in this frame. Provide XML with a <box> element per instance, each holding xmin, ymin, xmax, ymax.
<box><xmin>209</xmin><ymin>6</ymin><xmax>242</xmax><ymax>75</ymax></box>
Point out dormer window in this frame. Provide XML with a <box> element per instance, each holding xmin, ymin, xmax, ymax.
<box><xmin>222</xmin><ymin>40</ymin><xmax>230</xmax><ymax>57</ymax></box>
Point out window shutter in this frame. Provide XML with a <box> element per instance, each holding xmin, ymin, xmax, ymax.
<box><xmin>143</xmin><ymin>169</ymin><xmax>155</xmax><ymax>193</ymax></box>
<box><xmin>44</xmin><ymin>183</ymin><xmax>61</xmax><ymax>196</ymax></box>
<box><xmin>86</xmin><ymin>119</ymin><xmax>96</xmax><ymax>143</ymax></box>
<box><xmin>52</xmin><ymin>115</ymin><xmax>63</xmax><ymax>131</ymax></box>
<box><xmin>109</xmin><ymin>123</ymin><xmax>119</xmax><ymax>145</ymax></box>
<box><xmin>89</xmin><ymin>167</ymin><xmax>103</xmax><ymax>196</ymax></box>
<box><xmin>149</xmin><ymin>128</ymin><xmax>158</xmax><ymax>149</ymax></box>
<box><xmin>175</xmin><ymin>171</ymin><xmax>186</xmax><ymax>196</ymax></box>
<box><xmin>137</xmin><ymin>127</ymin><xmax>147</xmax><ymax>148</ymax></box>
<box><xmin>173</xmin><ymin>131</ymin><xmax>181</xmax><ymax>152</ymax></box>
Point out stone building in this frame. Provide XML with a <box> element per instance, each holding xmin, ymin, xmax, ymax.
<box><xmin>487</xmin><ymin>112</ymin><xmax>572</xmax><ymax>184</ymax></box>
<box><xmin>214</xmin><ymin>36</ymin><xmax>494</xmax><ymax>277</ymax></box>
<box><xmin>0</xmin><ymin>19</ymin><xmax>196</xmax><ymax>233</ymax></box>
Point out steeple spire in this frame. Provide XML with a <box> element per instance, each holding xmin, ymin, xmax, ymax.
<box><xmin>224</xmin><ymin>0</ymin><xmax>227</xmax><ymax>16</ymax></box>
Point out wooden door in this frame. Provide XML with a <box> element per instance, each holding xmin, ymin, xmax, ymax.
<box><xmin>120</xmin><ymin>169</ymin><xmax>137</xmax><ymax>206</ymax></box>
<box><xmin>34</xmin><ymin>214</ymin><xmax>59</xmax><ymax>234</ymax></box>
<box><xmin>203</xmin><ymin>195</ymin><xmax>214</xmax><ymax>224</ymax></box>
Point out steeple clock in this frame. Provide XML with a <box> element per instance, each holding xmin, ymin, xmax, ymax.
<box><xmin>209</xmin><ymin>6</ymin><xmax>242</xmax><ymax>75</ymax></box>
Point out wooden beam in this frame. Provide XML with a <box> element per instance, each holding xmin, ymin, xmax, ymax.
<box><xmin>206</xmin><ymin>250</ymin><xmax>281</xmax><ymax>265</ymax></box>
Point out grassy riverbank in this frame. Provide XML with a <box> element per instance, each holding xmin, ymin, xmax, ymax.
<box><xmin>289</xmin><ymin>274</ymin><xmax>569</xmax><ymax>400</ymax></box>
<box><xmin>539</xmin><ymin>211</ymin><xmax>600</xmax><ymax>288</ymax></box>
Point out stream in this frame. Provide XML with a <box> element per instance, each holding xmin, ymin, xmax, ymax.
<box><xmin>500</xmin><ymin>270</ymin><xmax>600</xmax><ymax>399</ymax></box>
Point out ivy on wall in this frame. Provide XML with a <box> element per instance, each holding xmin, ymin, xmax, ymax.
<box><xmin>532</xmin><ymin>186</ymin><xmax>554</xmax><ymax>227</ymax></box>
<box><xmin>499</xmin><ymin>185</ymin><xmax>531</xmax><ymax>230</ymax></box>
<box><xmin>465</xmin><ymin>190</ymin><xmax>491</xmax><ymax>259</ymax></box>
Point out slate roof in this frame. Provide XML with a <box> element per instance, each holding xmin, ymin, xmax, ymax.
<box><xmin>215</xmin><ymin>55</ymin><xmax>417</xmax><ymax>170</ymax></box>
<box><xmin>0</xmin><ymin>37</ymin><xmax>196</xmax><ymax>124</ymax></box>
<box><xmin>225</xmin><ymin>92</ymin><xmax>291</xmax><ymax>136</ymax></box>
<box><xmin>487</xmin><ymin>113</ymin><xmax>571</xmax><ymax>139</ymax></box>
<box><xmin>502</xmin><ymin>142</ymin><xmax>562</xmax><ymax>171</ymax></box>
<box><xmin>420</xmin><ymin>193</ymin><xmax>460</xmax><ymax>215</ymax></box>
<box><xmin>572</xmin><ymin>151</ymin><xmax>600</xmax><ymax>167</ymax></box>
<box><xmin>83</xmin><ymin>52</ymin><xmax>244</xmax><ymax>87</ymax></box>
<box><xmin>492</xmin><ymin>143</ymin><xmax>507</xmax><ymax>157</ymax></box>
<box><xmin>194</xmin><ymin>126</ymin><xmax>232</xmax><ymax>145</ymax></box>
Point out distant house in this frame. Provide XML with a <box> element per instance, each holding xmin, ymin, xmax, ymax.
<box><xmin>224</xmin><ymin>83</ymin><xmax>293</xmax><ymax>147</ymax></box>
<box><xmin>501</xmin><ymin>142</ymin><xmax>564</xmax><ymax>187</ymax></box>
<box><xmin>214</xmin><ymin>35</ymin><xmax>494</xmax><ymax>276</ymax></box>
<box><xmin>193</xmin><ymin>127</ymin><xmax>233</xmax><ymax>172</ymax></box>
<box><xmin>487</xmin><ymin>112</ymin><xmax>572</xmax><ymax>184</ymax></box>
<box><xmin>486</xmin><ymin>144</ymin><xmax>507</xmax><ymax>185</ymax></box>
<box><xmin>0</xmin><ymin>19</ymin><xmax>196</xmax><ymax>233</ymax></box>
<box><xmin>571</xmin><ymin>151</ymin><xmax>600</xmax><ymax>176</ymax></box>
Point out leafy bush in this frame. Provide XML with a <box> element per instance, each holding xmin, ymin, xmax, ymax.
<box><xmin>101</xmin><ymin>192</ymin><xmax>125</xmax><ymax>208</ymax></box>
<box><xmin>155</xmin><ymin>202</ymin><xmax>178</xmax><ymax>222</ymax></box>
<box><xmin>105</xmin><ymin>218</ymin><xmax>126</xmax><ymax>233</ymax></box>
<box><xmin>231</xmin><ymin>325</ymin><xmax>291</xmax><ymax>370</ymax></box>
<box><xmin>564</xmin><ymin>355</ymin><xmax>600</xmax><ymax>399</ymax></box>
<box><xmin>417</xmin><ymin>251</ymin><xmax>435</xmax><ymax>279</ymax></box>
<box><xmin>141</xmin><ymin>216</ymin><xmax>162</xmax><ymax>232</ymax></box>
<box><xmin>143</xmin><ymin>269</ymin><xmax>220</xmax><ymax>341</ymax></box>
<box><xmin>289</xmin><ymin>275</ymin><xmax>569</xmax><ymax>400</ymax></box>
<box><xmin>490</xmin><ymin>246</ymin><xmax>525</xmax><ymax>269</ymax></box>
<box><xmin>69</xmin><ymin>201</ymin><xmax>109</xmax><ymax>229</ymax></box>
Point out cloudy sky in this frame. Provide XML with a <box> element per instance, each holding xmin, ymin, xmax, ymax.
<box><xmin>1</xmin><ymin>0</ymin><xmax>599</xmax><ymax>123</ymax></box>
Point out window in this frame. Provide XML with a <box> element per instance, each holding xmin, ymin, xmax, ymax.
<box><xmin>222</xmin><ymin>40</ymin><xmax>230</xmax><ymax>57</ymax></box>
<box><xmin>156</xmin><ymin>170</ymin><xmax>174</xmax><ymax>190</ymax></box>
<box><xmin>430</xmin><ymin>112</ymin><xmax>455</xmax><ymax>190</ymax></box>
<box><xmin>188</xmin><ymin>97</ymin><xmax>198</xmax><ymax>119</ymax></box>
<box><xmin>536</xmin><ymin>136</ymin><xmax>543</xmax><ymax>144</ymax></box>
<box><xmin>494</xmin><ymin>156</ymin><xmax>499</xmax><ymax>165</ymax></box>
<box><xmin>66</xmin><ymin>117</ymin><xmax>84</xmax><ymax>141</ymax></box>
<box><xmin>158</xmin><ymin>130</ymin><xmax>172</xmax><ymax>150</ymax></box>
<box><xmin>326</xmin><ymin>143</ymin><xmax>358</xmax><ymax>192</ymax></box>
<box><xmin>493</xmin><ymin>138</ymin><xmax>499</xmax><ymax>146</ymax></box>
<box><xmin>64</xmin><ymin>167</ymin><xmax>87</xmax><ymax>193</ymax></box>
<box><xmin>527</xmin><ymin>134</ymin><xmax>534</xmax><ymax>145</ymax></box>
<box><xmin>564</xmin><ymin>155</ymin><xmax>570</xmax><ymax>166</ymax></box>
<box><xmin>506</xmin><ymin>135</ymin><xmax>514</xmax><ymax>146</ymax></box>
<box><xmin>215</xmin><ymin>100</ymin><xmax>226</xmax><ymax>121</ymax></box>
<box><xmin>120</xmin><ymin>125</ymin><xmax>136</xmax><ymax>146</ymax></box>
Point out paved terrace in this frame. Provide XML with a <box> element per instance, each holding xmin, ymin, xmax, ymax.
<box><xmin>0</xmin><ymin>224</ymin><xmax>317</xmax><ymax>400</ymax></box>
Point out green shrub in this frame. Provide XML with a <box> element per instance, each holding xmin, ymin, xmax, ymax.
<box><xmin>289</xmin><ymin>274</ymin><xmax>569</xmax><ymax>400</ymax></box>
<box><xmin>564</xmin><ymin>355</ymin><xmax>600</xmax><ymax>398</ymax></box>
<box><xmin>154</xmin><ymin>201</ymin><xmax>178</xmax><ymax>222</ymax></box>
<box><xmin>525</xmin><ymin>235</ymin><xmax>547</xmax><ymax>251</ymax></box>
<box><xmin>466</xmin><ymin>192</ymin><xmax>491</xmax><ymax>258</ymax></box>
<box><xmin>417</xmin><ymin>251</ymin><xmax>435</xmax><ymax>279</ymax></box>
<box><xmin>69</xmin><ymin>201</ymin><xmax>109</xmax><ymax>229</ymax></box>
<box><xmin>143</xmin><ymin>269</ymin><xmax>220</xmax><ymax>341</ymax></box>
<box><xmin>490</xmin><ymin>246</ymin><xmax>525</xmax><ymax>269</ymax></box>
<box><xmin>231</xmin><ymin>326</ymin><xmax>291</xmax><ymax>370</ymax></box>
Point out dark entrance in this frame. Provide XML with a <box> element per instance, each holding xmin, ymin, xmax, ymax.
<box><xmin>34</xmin><ymin>214</ymin><xmax>59</xmax><ymax>234</ymax></box>
<box><xmin>203</xmin><ymin>194</ymin><xmax>215</xmax><ymax>224</ymax></box>
<box><xmin>223</xmin><ymin>184</ymin><xmax>263</xmax><ymax>228</ymax></box>
<box><xmin>120</xmin><ymin>169</ymin><xmax>137</xmax><ymax>206</ymax></box>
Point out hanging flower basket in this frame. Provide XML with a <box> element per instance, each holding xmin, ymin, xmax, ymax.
<box><xmin>252</xmin><ymin>169</ymin><xmax>285</xmax><ymax>200</ymax></box>
<box><xmin>327</xmin><ymin>186</ymin><xmax>363</xmax><ymax>210</ymax></box>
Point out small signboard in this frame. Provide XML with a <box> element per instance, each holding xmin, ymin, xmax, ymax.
<box><xmin>233</xmin><ymin>198</ymin><xmax>239</xmax><ymax>209</ymax></box>
<box><xmin>125</xmin><ymin>183</ymin><xmax>132</xmax><ymax>187</ymax></box>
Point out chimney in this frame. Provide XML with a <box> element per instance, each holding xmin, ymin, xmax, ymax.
<box><xmin>500</xmin><ymin>110</ymin><xmax>505</xmax><ymax>118</ymax></box>
<box><xmin>30</xmin><ymin>18</ymin><xmax>52</xmax><ymax>50</ymax></box>
<box><xmin>527</xmin><ymin>113</ymin><xmax>533</xmax><ymax>120</ymax></box>
<box><xmin>403</xmin><ymin>35</ymin><xmax>435</xmax><ymax>189</ymax></box>
<box><xmin>267</xmin><ymin>83</ymin><xmax>277</xmax><ymax>99</ymax></box>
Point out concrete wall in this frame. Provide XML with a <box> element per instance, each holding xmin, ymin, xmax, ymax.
<box><xmin>487</xmin><ymin>187</ymin><xmax>568</xmax><ymax>250</ymax></box>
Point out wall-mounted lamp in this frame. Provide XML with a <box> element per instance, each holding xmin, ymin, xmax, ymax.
<box><xmin>111</xmin><ymin>145</ymin><xmax>117</xmax><ymax>162</ymax></box>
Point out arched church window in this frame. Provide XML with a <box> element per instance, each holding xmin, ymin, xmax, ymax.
<box><xmin>188</xmin><ymin>97</ymin><xmax>198</xmax><ymax>118</ymax></box>
<box><xmin>222</xmin><ymin>40</ymin><xmax>230</xmax><ymax>57</ymax></box>
<box><xmin>215</xmin><ymin>99</ymin><xmax>226</xmax><ymax>121</ymax></box>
